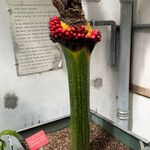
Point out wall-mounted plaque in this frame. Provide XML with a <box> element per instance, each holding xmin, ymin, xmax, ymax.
<box><xmin>7</xmin><ymin>0</ymin><xmax>62</xmax><ymax>76</ymax></box>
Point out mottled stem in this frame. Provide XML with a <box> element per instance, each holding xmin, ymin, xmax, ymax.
<box><xmin>61</xmin><ymin>44</ymin><xmax>90</xmax><ymax>150</ymax></box>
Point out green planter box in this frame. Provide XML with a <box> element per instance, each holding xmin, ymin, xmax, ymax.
<box><xmin>18</xmin><ymin>110</ymin><xmax>150</xmax><ymax>150</ymax></box>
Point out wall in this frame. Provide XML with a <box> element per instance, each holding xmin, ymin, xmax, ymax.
<box><xmin>131</xmin><ymin>0</ymin><xmax>150</xmax><ymax>140</ymax></box>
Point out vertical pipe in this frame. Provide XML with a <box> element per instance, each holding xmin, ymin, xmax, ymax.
<box><xmin>118</xmin><ymin>0</ymin><xmax>133</xmax><ymax>129</ymax></box>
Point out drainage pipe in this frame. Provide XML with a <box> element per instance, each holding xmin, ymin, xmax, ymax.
<box><xmin>117</xmin><ymin>0</ymin><xmax>133</xmax><ymax>129</ymax></box>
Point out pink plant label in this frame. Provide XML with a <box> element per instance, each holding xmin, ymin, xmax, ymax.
<box><xmin>25</xmin><ymin>130</ymin><xmax>49</xmax><ymax>150</ymax></box>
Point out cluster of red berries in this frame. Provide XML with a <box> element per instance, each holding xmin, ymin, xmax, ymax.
<box><xmin>49</xmin><ymin>16</ymin><xmax>101</xmax><ymax>43</ymax></box>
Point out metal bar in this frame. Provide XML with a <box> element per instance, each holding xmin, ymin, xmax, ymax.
<box><xmin>130</xmin><ymin>84</ymin><xmax>150</xmax><ymax>98</ymax></box>
<box><xmin>117</xmin><ymin>0</ymin><xmax>133</xmax><ymax>129</ymax></box>
<box><xmin>90</xmin><ymin>20</ymin><xmax>117</xmax><ymax>66</ymax></box>
<box><xmin>90</xmin><ymin>20</ymin><xmax>116</xmax><ymax>26</ymax></box>
<box><xmin>117</xmin><ymin>24</ymin><xmax>150</xmax><ymax>30</ymax></box>
<box><xmin>111</xmin><ymin>23</ymin><xmax>117</xmax><ymax>66</ymax></box>
<box><xmin>134</xmin><ymin>24</ymin><xmax>150</xmax><ymax>30</ymax></box>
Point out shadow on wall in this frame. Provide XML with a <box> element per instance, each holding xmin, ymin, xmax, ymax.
<box><xmin>4</xmin><ymin>92</ymin><xmax>18</xmax><ymax>109</ymax></box>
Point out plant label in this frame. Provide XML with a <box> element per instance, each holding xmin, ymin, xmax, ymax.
<box><xmin>25</xmin><ymin>130</ymin><xmax>49</xmax><ymax>150</ymax></box>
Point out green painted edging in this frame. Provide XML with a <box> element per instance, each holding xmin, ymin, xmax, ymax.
<box><xmin>18</xmin><ymin>115</ymin><xmax>70</xmax><ymax>140</ymax></box>
<box><xmin>18</xmin><ymin>111</ymin><xmax>150</xmax><ymax>150</ymax></box>
<box><xmin>91</xmin><ymin>110</ymin><xmax>150</xmax><ymax>150</ymax></box>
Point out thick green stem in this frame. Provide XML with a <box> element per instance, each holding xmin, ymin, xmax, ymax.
<box><xmin>61</xmin><ymin>45</ymin><xmax>90</xmax><ymax>150</ymax></box>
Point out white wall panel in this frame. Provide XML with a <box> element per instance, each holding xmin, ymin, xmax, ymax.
<box><xmin>131</xmin><ymin>0</ymin><xmax>150</xmax><ymax>140</ymax></box>
<box><xmin>132</xmin><ymin>94</ymin><xmax>150</xmax><ymax>140</ymax></box>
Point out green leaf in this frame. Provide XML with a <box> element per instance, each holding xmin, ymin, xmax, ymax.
<box><xmin>0</xmin><ymin>141</ymin><xmax>3</xmax><ymax>150</ymax></box>
<box><xmin>0</xmin><ymin>139</ymin><xmax>6</xmax><ymax>150</ymax></box>
<box><xmin>0</xmin><ymin>130</ymin><xmax>20</xmax><ymax>139</ymax></box>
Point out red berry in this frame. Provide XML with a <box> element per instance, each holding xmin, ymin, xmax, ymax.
<box><xmin>54</xmin><ymin>35</ymin><xmax>58</xmax><ymax>38</ymax></box>
<box><xmin>97</xmin><ymin>35</ymin><xmax>100</xmax><ymax>38</ymax></box>
<box><xmin>58</xmin><ymin>28</ymin><xmax>62</xmax><ymax>32</ymax></box>
<box><xmin>54</xmin><ymin>21</ymin><xmax>59</xmax><ymax>24</ymax></box>
<box><xmin>53</xmin><ymin>16</ymin><xmax>59</xmax><ymax>20</ymax></box>
<box><xmin>81</xmin><ymin>34</ymin><xmax>85</xmax><ymax>38</ymax></box>
<box><xmin>56</xmin><ymin>24</ymin><xmax>60</xmax><ymax>27</ymax></box>
<box><xmin>76</xmin><ymin>36</ymin><xmax>78</xmax><ymax>39</ymax></box>
<box><xmin>70</xmin><ymin>26</ymin><xmax>75</xmax><ymax>31</ymax></box>
<box><xmin>70</xmin><ymin>31</ymin><xmax>74</xmax><ymax>35</ymax></box>
<box><xmin>73</xmin><ymin>33</ymin><xmax>76</xmax><ymax>37</ymax></box>
<box><xmin>68</xmin><ymin>35</ymin><xmax>72</xmax><ymax>39</ymax></box>
<box><xmin>56</xmin><ymin>29</ymin><xmax>59</xmax><ymax>33</ymax></box>
<box><xmin>50</xmin><ymin>27</ymin><xmax>54</xmax><ymax>31</ymax></box>
<box><xmin>91</xmin><ymin>35</ymin><xmax>95</xmax><ymax>39</ymax></box>
<box><xmin>66</xmin><ymin>32</ymin><xmax>70</xmax><ymax>36</ymax></box>
<box><xmin>50</xmin><ymin>22</ymin><xmax>54</xmax><ymax>25</ymax></box>
<box><xmin>50</xmin><ymin>31</ymin><xmax>54</xmax><ymax>34</ymax></box>
<box><xmin>62</xmin><ymin>29</ymin><xmax>67</xmax><ymax>33</ymax></box>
